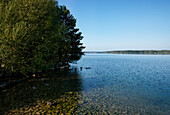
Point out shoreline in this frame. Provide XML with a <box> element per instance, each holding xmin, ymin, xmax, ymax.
<box><xmin>85</xmin><ymin>50</ymin><xmax>170</xmax><ymax>55</ymax></box>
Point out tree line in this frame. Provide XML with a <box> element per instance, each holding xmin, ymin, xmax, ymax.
<box><xmin>104</xmin><ymin>50</ymin><xmax>170</xmax><ymax>54</ymax></box>
<box><xmin>0</xmin><ymin>0</ymin><xmax>85</xmax><ymax>77</ymax></box>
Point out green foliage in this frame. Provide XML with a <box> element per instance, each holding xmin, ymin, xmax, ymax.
<box><xmin>57</xmin><ymin>5</ymin><xmax>85</xmax><ymax>63</ymax></box>
<box><xmin>0</xmin><ymin>0</ymin><xmax>85</xmax><ymax>77</ymax></box>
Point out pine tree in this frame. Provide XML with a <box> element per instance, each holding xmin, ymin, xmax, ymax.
<box><xmin>0</xmin><ymin>0</ymin><xmax>85</xmax><ymax>77</ymax></box>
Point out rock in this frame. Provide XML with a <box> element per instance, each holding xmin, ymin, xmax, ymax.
<box><xmin>85</xmin><ymin>67</ymin><xmax>91</xmax><ymax>69</ymax></box>
<box><xmin>32</xmin><ymin>86</ymin><xmax>37</xmax><ymax>90</ymax></box>
<box><xmin>122</xmin><ymin>110</ymin><xmax>127</xmax><ymax>114</ymax></box>
<box><xmin>135</xmin><ymin>113</ymin><xmax>140</xmax><ymax>115</ymax></box>
<box><xmin>1</xmin><ymin>90</ymin><xmax>7</xmax><ymax>92</ymax></box>
<box><xmin>28</xmin><ymin>108</ymin><xmax>33</xmax><ymax>112</ymax></box>
<box><xmin>45</xmin><ymin>84</ymin><xmax>49</xmax><ymax>86</ymax></box>
<box><xmin>36</xmin><ymin>105</ymin><xmax>40</xmax><ymax>108</ymax></box>
<box><xmin>112</xmin><ymin>105</ymin><xmax>115</xmax><ymax>108</ymax></box>
<box><xmin>78</xmin><ymin>100</ymin><xmax>84</xmax><ymax>104</ymax></box>
<box><xmin>36</xmin><ymin>112</ymin><xmax>40</xmax><ymax>115</ymax></box>
<box><xmin>114</xmin><ymin>110</ymin><xmax>118</xmax><ymax>114</ymax></box>
<box><xmin>41</xmin><ymin>78</ymin><xmax>45</xmax><ymax>81</ymax></box>
<box><xmin>0</xmin><ymin>83</ymin><xmax>6</xmax><ymax>87</ymax></box>
<box><xmin>68</xmin><ymin>92</ymin><xmax>73</xmax><ymax>95</ymax></box>
<box><xmin>32</xmin><ymin>74</ymin><xmax>36</xmax><ymax>77</ymax></box>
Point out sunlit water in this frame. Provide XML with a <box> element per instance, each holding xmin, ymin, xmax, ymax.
<box><xmin>74</xmin><ymin>54</ymin><xmax>170</xmax><ymax>114</ymax></box>
<box><xmin>0</xmin><ymin>54</ymin><xmax>170</xmax><ymax>114</ymax></box>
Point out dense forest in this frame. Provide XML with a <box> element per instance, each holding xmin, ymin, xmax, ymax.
<box><xmin>0</xmin><ymin>0</ymin><xmax>85</xmax><ymax>77</ymax></box>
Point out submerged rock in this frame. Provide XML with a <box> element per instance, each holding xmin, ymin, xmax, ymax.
<box><xmin>45</xmin><ymin>84</ymin><xmax>49</xmax><ymax>86</ymax></box>
<box><xmin>32</xmin><ymin>86</ymin><xmax>37</xmax><ymax>90</ymax></box>
<box><xmin>1</xmin><ymin>90</ymin><xmax>7</xmax><ymax>92</ymax></box>
<box><xmin>85</xmin><ymin>67</ymin><xmax>91</xmax><ymax>69</ymax></box>
<box><xmin>41</xmin><ymin>78</ymin><xmax>45</xmax><ymax>81</ymax></box>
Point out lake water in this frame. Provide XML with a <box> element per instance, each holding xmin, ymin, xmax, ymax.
<box><xmin>0</xmin><ymin>54</ymin><xmax>170</xmax><ymax>114</ymax></box>
<box><xmin>74</xmin><ymin>54</ymin><xmax>170</xmax><ymax>114</ymax></box>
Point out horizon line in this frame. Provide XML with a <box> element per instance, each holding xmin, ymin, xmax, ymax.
<box><xmin>84</xmin><ymin>49</ymin><xmax>170</xmax><ymax>52</ymax></box>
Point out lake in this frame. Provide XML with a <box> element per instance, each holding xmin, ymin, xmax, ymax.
<box><xmin>74</xmin><ymin>54</ymin><xmax>170</xmax><ymax>114</ymax></box>
<box><xmin>0</xmin><ymin>54</ymin><xmax>170</xmax><ymax>114</ymax></box>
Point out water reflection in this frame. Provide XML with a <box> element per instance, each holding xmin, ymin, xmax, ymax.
<box><xmin>0</xmin><ymin>70</ymin><xmax>82</xmax><ymax>114</ymax></box>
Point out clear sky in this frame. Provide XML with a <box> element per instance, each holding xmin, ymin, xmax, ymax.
<box><xmin>58</xmin><ymin>0</ymin><xmax>170</xmax><ymax>51</ymax></box>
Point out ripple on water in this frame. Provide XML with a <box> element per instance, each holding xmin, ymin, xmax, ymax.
<box><xmin>0</xmin><ymin>54</ymin><xmax>170</xmax><ymax>114</ymax></box>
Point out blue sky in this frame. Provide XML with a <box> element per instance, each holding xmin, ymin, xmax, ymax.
<box><xmin>58</xmin><ymin>0</ymin><xmax>170</xmax><ymax>51</ymax></box>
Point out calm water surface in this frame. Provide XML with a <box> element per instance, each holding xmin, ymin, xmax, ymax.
<box><xmin>0</xmin><ymin>54</ymin><xmax>170</xmax><ymax>114</ymax></box>
<box><xmin>74</xmin><ymin>54</ymin><xmax>170</xmax><ymax>114</ymax></box>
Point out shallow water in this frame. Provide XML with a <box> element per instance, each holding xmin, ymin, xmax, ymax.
<box><xmin>75</xmin><ymin>54</ymin><xmax>170</xmax><ymax>114</ymax></box>
<box><xmin>0</xmin><ymin>54</ymin><xmax>170</xmax><ymax>114</ymax></box>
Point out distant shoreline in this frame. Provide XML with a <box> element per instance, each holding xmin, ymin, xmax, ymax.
<box><xmin>85</xmin><ymin>50</ymin><xmax>170</xmax><ymax>55</ymax></box>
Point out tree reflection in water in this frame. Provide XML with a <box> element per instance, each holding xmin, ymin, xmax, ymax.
<box><xmin>0</xmin><ymin>70</ymin><xmax>82</xmax><ymax>114</ymax></box>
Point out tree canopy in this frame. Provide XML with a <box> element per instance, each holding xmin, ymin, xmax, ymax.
<box><xmin>0</xmin><ymin>0</ymin><xmax>85</xmax><ymax>76</ymax></box>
